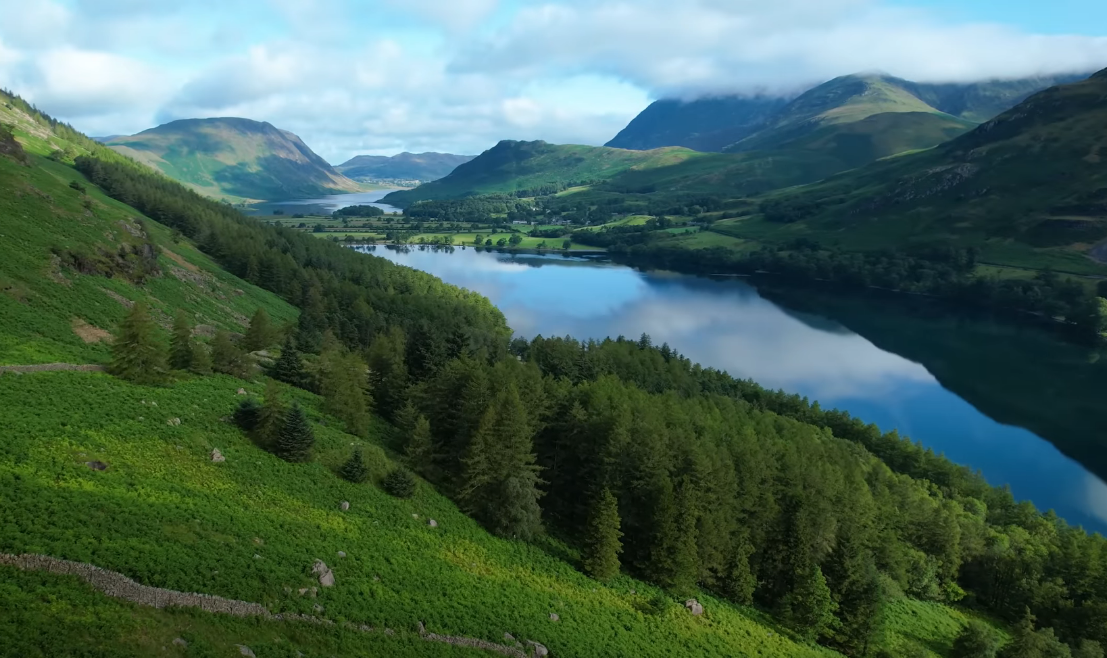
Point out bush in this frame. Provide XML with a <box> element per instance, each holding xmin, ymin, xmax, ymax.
<box><xmin>383</xmin><ymin>468</ymin><xmax>416</xmax><ymax>498</ymax></box>
<box><xmin>233</xmin><ymin>398</ymin><xmax>262</xmax><ymax>432</ymax></box>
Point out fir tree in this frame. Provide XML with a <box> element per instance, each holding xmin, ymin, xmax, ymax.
<box><xmin>189</xmin><ymin>341</ymin><xmax>212</xmax><ymax>375</ymax></box>
<box><xmin>782</xmin><ymin>564</ymin><xmax>838</xmax><ymax>644</ymax></box>
<box><xmin>383</xmin><ymin>468</ymin><xmax>416</xmax><ymax>498</ymax></box>
<box><xmin>169</xmin><ymin>310</ymin><xmax>194</xmax><ymax>371</ymax></box>
<box><xmin>366</xmin><ymin>327</ymin><xmax>410</xmax><ymax>419</ymax></box>
<box><xmin>318</xmin><ymin>343</ymin><xmax>371</xmax><ymax>437</ymax></box>
<box><xmin>951</xmin><ymin>621</ymin><xmax>1001</xmax><ymax>658</ymax></box>
<box><xmin>722</xmin><ymin>538</ymin><xmax>757</xmax><ymax>605</ymax></box>
<box><xmin>406</xmin><ymin>414</ymin><xmax>434</xmax><ymax>475</ymax></box>
<box><xmin>211</xmin><ymin>329</ymin><xmax>250</xmax><ymax>378</ymax></box>
<box><xmin>233</xmin><ymin>398</ymin><xmax>262</xmax><ymax>432</ymax></box>
<box><xmin>243</xmin><ymin>308</ymin><xmax>276</xmax><ymax>352</ymax></box>
<box><xmin>254</xmin><ymin>379</ymin><xmax>286</xmax><ymax>449</ymax></box>
<box><xmin>582</xmin><ymin>487</ymin><xmax>623</xmax><ymax>582</ymax></box>
<box><xmin>647</xmin><ymin>477</ymin><xmax>699</xmax><ymax>595</ymax></box>
<box><xmin>341</xmin><ymin>449</ymin><xmax>369</xmax><ymax>483</ymax></box>
<box><xmin>275</xmin><ymin>404</ymin><xmax>314</xmax><ymax>462</ymax></box>
<box><xmin>825</xmin><ymin>533</ymin><xmax>887</xmax><ymax>656</ymax></box>
<box><xmin>273</xmin><ymin>336</ymin><xmax>305</xmax><ymax>388</ymax></box>
<box><xmin>110</xmin><ymin>301</ymin><xmax>169</xmax><ymax>385</ymax></box>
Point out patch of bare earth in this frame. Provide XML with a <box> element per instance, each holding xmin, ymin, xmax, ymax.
<box><xmin>71</xmin><ymin>318</ymin><xmax>112</xmax><ymax>344</ymax></box>
<box><xmin>161</xmin><ymin>247</ymin><xmax>200</xmax><ymax>272</ymax></box>
<box><xmin>101</xmin><ymin>288</ymin><xmax>134</xmax><ymax>309</ymax></box>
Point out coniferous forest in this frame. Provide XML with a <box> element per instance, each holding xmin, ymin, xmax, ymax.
<box><xmin>71</xmin><ymin>150</ymin><xmax>1107</xmax><ymax>657</ymax></box>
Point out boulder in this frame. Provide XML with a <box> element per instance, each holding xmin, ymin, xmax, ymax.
<box><xmin>504</xmin><ymin>632</ymin><xmax>515</xmax><ymax>641</ymax></box>
<box><xmin>237</xmin><ymin>388</ymin><xmax>247</xmax><ymax>395</ymax></box>
<box><xmin>549</xmin><ymin>613</ymin><xmax>559</xmax><ymax>622</ymax></box>
<box><xmin>313</xmin><ymin>560</ymin><xmax>335</xmax><ymax>587</ymax></box>
<box><xmin>427</xmin><ymin>519</ymin><xmax>438</xmax><ymax>528</ymax></box>
<box><xmin>340</xmin><ymin>501</ymin><xmax>350</xmax><ymax>511</ymax></box>
<box><xmin>313</xmin><ymin>604</ymin><xmax>324</xmax><ymax>613</ymax></box>
<box><xmin>166</xmin><ymin>417</ymin><xmax>181</xmax><ymax>426</ymax></box>
<box><xmin>210</xmin><ymin>448</ymin><xmax>225</xmax><ymax>463</ymax></box>
<box><xmin>527</xmin><ymin>641</ymin><xmax>549</xmax><ymax>657</ymax></box>
<box><xmin>172</xmin><ymin>638</ymin><xmax>188</xmax><ymax>647</ymax></box>
<box><xmin>684</xmin><ymin>599</ymin><xmax>704</xmax><ymax>616</ymax></box>
<box><xmin>236</xmin><ymin>646</ymin><xmax>256</xmax><ymax>658</ymax></box>
<box><xmin>337</xmin><ymin>551</ymin><xmax>346</xmax><ymax>558</ymax></box>
<box><xmin>85</xmin><ymin>461</ymin><xmax>109</xmax><ymax>471</ymax></box>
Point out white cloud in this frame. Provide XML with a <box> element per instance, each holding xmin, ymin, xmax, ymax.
<box><xmin>0</xmin><ymin>1</ymin><xmax>71</xmax><ymax>49</ymax></box>
<box><xmin>28</xmin><ymin>48</ymin><xmax>175</xmax><ymax>117</ymax></box>
<box><xmin>453</xmin><ymin>0</ymin><xmax>1107</xmax><ymax>97</ymax></box>
<box><xmin>383</xmin><ymin>0</ymin><xmax>500</xmax><ymax>32</ymax></box>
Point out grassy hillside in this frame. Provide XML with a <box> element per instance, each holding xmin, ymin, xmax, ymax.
<box><xmin>605</xmin><ymin>95</ymin><xmax>789</xmax><ymax>152</ymax></box>
<box><xmin>106</xmin><ymin>118</ymin><xmax>362</xmax><ymax>203</ymax></box>
<box><xmin>380</xmin><ymin>141</ymin><xmax>705</xmax><ymax>207</ymax></box>
<box><xmin>715</xmin><ymin>68</ymin><xmax>1107</xmax><ymax>268</ymax></box>
<box><xmin>337</xmin><ymin>152</ymin><xmax>476</xmax><ymax>183</ymax></box>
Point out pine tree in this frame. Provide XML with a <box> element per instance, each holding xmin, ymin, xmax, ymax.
<box><xmin>582</xmin><ymin>487</ymin><xmax>623</xmax><ymax>582</ymax></box>
<box><xmin>825</xmin><ymin>533</ymin><xmax>887</xmax><ymax>656</ymax></box>
<box><xmin>646</xmin><ymin>477</ymin><xmax>699</xmax><ymax>595</ymax></box>
<box><xmin>1074</xmin><ymin>641</ymin><xmax>1104</xmax><ymax>658</ymax></box>
<box><xmin>243</xmin><ymin>308</ymin><xmax>276</xmax><ymax>352</ymax></box>
<box><xmin>406</xmin><ymin>414</ymin><xmax>434</xmax><ymax>475</ymax></box>
<box><xmin>782</xmin><ymin>564</ymin><xmax>838</xmax><ymax>644</ymax></box>
<box><xmin>951</xmin><ymin>621</ymin><xmax>1001</xmax><ymax>658</ymax></box>
<box><xmin>722</xmin><ymin>538</ymin><xmax>757</xmax><ymax>605</ymax></box>
<box><xmin>458</xmin><ymin>383</ymin><xmax>544</xmax><ymax>540</ymax></box>
<box><xmin>383</xmin><ymin>468</ymin><xmax>416</xmax><ymax>498</ymax></box>
<box><xmin>189</xmin><ymin>341</ymin><xmax>212</xmax><ymax>375</ymax></box>
<box><xmin>211</xmin><ymin>329</ymin><xmax>250</xmax><ymax>378</ymax></box>
<box><xmin>366</xmin><ymin>327</ymin><xmax>410</xmax><ymax>420</ymax></box>
<box><xmin>275</xmin><ymin>404</ymin><xmax>314</xmax><ymax>462</ymax></box>
<box><xmin>341</xmin><ymin>449</ymin><xmax>369</xmax><ymax>483</ymax></box>
<box><xmin>318</xmin><ymin>343</ymin><xmax>371</xmax><ymax>437</ymax></box>
<box><xmin>233</xmin><ymin>398</ymin><xmax>262</xmax><ymax>432</ymax></box>
<box><xmin>273</xmin><ymin>336</ymin><xmax>305</xmax><ymax>388</ymax></box>
<box><xmin>169</xmin><ymin>310</ymin><xmax>194</xmax><ymax>371</ymax></box>
<box><xmin>254</xmin><ymin>379</ymin><xmax>286</xmax><ymax>449</ymax></box>
<box><xmin>110</xmin><ymin>301</ymin><xmax>169</xmax><ymax>385</ymax></box>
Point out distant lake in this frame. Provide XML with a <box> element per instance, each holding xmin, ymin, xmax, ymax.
<box><xmin>247</xmin><ymin>190</ymin><xmax>403</xmax><ymax>216</ymax></box>
<box><xmin>361</xmin><ymin>245</ymin><xmax>1107</xmax><ymax>536</ymax></box>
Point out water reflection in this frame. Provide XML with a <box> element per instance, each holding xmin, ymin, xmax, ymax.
<box><xmin>247</xmin><ymin>190</ymin><xmax>402</xmax><ymax>215</ymax></box>
<box><xmin>361</xmin><ymin>247</ymin><xmax>1107</xmax><ymax>535</ymax></box>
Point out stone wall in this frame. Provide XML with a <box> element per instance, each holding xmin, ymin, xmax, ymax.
<box><xmin>0</xmin><ymin>363</ymin><xmax>106</xmax><ymax>374</ymax></box>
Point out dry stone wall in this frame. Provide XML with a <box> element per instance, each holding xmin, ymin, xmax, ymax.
<box><xmin>0</xmin><ymin>364</ymin><xmax>105</xmax><ymax>374</ymax></box>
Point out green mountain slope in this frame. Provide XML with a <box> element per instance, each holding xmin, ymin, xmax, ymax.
<box><xmin>337</xmin><ymin>152</ymin><xmax>476</xmax><ymax>182</ymax></box>
<box><xmin>605</xmin><ymin>95</ymin><xmax>789</xmax><ymax>152</ymax></box>
<box><xmin>723</xmin><ymin>67</ymin><xmax>1107</xmax><ymax>264</ymax></box>
<box><xmin>106</xmin><ymin>118</ymin><xmax>362</xmax><ymax>202</ymax></box>
<box><xmin>381</xmin><ymin>140</ymin><xmax>706</xmax><ymax>207</ymax></box>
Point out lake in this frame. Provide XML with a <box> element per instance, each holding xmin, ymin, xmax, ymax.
<box><xmin>361</xmin><ymin>245</ymin><xmax>1107</xmax><ymax>536</ymax></box>
<box><xmin>247</xmin><ymin>190</ymin><xmax>403</xmax><ymax>216</ymax></box>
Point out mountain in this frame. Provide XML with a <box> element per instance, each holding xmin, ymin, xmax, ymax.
<box><xmin>610</xmin><ymin>73</ymin><xmax>1087</xmax><ymax>158</ymax></box>
<box><xmin>605</xmin><ymin>95</ymin><xmax>789</xmax><ymax>152</ymax></box>
<box><xmin>719</xmin><ymin>68</ymin><xmax>1107</xmax><ymax>263</ymax></box>
<box><xmin>105</xmin><ymin>118</ymin><xmax>362</xmax><ymax>202</ymax></box>
<box><xmin>335</xmin><ymin>152</ymin><xmax>476</xmax><ymax>183</ymax></box>
<box><xmin>380</xmin><ymin>139</ymin><xmax>704</xmax><ymax>207</ymax></box>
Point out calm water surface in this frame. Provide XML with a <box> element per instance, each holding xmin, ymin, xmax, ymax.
<box><xmin>248</xmin><ymin>190</ymin><xmax>402</xmax><ymax>215</ymax></box>
<box><xmin>363</xmin><ymin>246</ymin><xmax>1107</xmax><ymax>535</ymax></box>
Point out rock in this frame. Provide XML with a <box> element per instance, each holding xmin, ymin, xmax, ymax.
<box><xmin>340</xmin><ymin>501</ymin><xmax>350</xmax><ymax>511</ymax></box>
<box><xmin>629</xmin><ymin>589</ymin><xmax>636</xmax><ymax>595</ymax></box>
<box><xmin>527</xmin><ymin>641</ymin><xmax>549</xmax><ymax>657</ymax></box>
<box><xmin>253</xmin><ymin>537</ymin><xmax>263</xmax><ymax>545</ymax></box>
<box><xmin>373</xmin><ymin>575</ymin><xmax>380</xmax><ymax>582</ymax></box>
<box><xmin>684</xmin><ymin>599</ymin><xmax>704</xmax><ymax>616</ymax></box>
<box><xmin>313</xmin><ymin>560</ymin><xmax>335</xmax><ymax>587</ymax></box>
<box><xmin>210</xmin><ymin>448</ymin><xmax>225</xmax><ymax>463</ymax></box>
<box><xmin>254</xmin><ymin>554</ymin><xmax>262</xmax><ymax>560</ymax></box>
<box><xmin>298</xmin><ymin>588</ymin><xmax>308</xmax><ymax>596</ymax></box>
<box><xmin>359</xmin><ymin>624</ymin><xmax>373</xmax><ymax>632</ymax></box>
<box><xmin>411</xmin><ymin>513</ymin><xmax>419</xmax><ymax>519</ymax></box>
<box><xmin>504</xmin><ymin>632</ymin><xmax>515</xmax><ymax>641</ymax></box>
<box><xmin>418</xmin><ymin>621</ymin><xmax>427</xmax><ymax>635</ymax></box>
<box><xmin>85</xmin><ymin>461</ymin><xmax>109</xmax><ymax>471</ymax></box>
<box><xmin>310</xmin><ymin>587</ymin><xmax>318</xmax><ymax>597</ymax></box>
<box><xmin>549</xmin><ymin>613</ymin><xmax>559</xmax><ymax>622</ymax></box>
<box><xmin>237</xmin><ymin>388</ymin><xmax>247</xmax><ymax>395</ymax></box>
<box><xmin>166</xmin><ymin>417</ymin><xmax>181</xmax><ymax>426</ymax></box>
<box><xmin>427</xmin><ymin>519</ymin><xmax>438</xmax><ymax>528</ymax></box>
<box><xmin>236</xmin><ymin>646</ymin><xmax>257</xmax><ymax>658</ymax></box>
<box><xmin>172</xmin><ymin>638</ymin><xmax>188</xmax><ymax>647</ymax></box>
<box><xmin>283</xmin><ymin>586</ymin><xmax>292</xmax><ymax>594</ymax></box>
<box><xmin>337</xmin><ymin>551</ymin><xmax>346</xmax><ymax>558</ymax></box>
<box><xmin>313</xmin><ymin>604</ymin><xmax>324</xmax><ymax>613</ymax></box>
<box><xmin>385</xmin><ymin>629</ymin><xmax>394</xmax><ymax>636</ymax></box>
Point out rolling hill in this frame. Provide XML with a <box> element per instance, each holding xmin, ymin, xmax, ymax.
<box><xmin>336</xmin><ymin>152</ymin><xmax>476</xmax><ymax>183</ymax></box>
<box><xmin>610</xmin><ymin>73</ymin><xmax>1088</xmax><ymax>155</ymax></box>
<box><xmin>380</xmin><ymin>140</ymin><xmax>706</xmax><ymax>207</ymax></box>
<box><xmin>713</xmin><ymin>67</ymin><xmax>1107</xmax><ymax>265</ymax></box>
<box><xmin>105</xmin><ymin>118</ymin><xmax>362</xmax><ymax>202</ymax></box>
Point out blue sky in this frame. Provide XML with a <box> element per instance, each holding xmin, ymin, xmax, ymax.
<box><xmin>0</xmin><ymin>0</ymin><xmax>1105</xmax><ymax>162</ymax></box>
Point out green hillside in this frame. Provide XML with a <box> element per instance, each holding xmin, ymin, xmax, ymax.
<box><xmin>605</xmin><ymin>95</ymin><xmax>789</xmax><ymax>152</ymax></box>
<box><xmin>106</xmin><ymin>118</ymin><xmax>363</xmax><ymax>202</ymax></box>
<box><xmin>380</xmin><ymin>140</ymin><xmax>705</xmax><ymax>207</ymax></box>
<box><xmin>337</xmin><ymin>152</ymin><xmax>476</xmax><ymax>183</ymax></box>
<box><xmin>717</xmin><ymin>68</ymin><xmax>1107</xmax><ymax>265</ymax></box>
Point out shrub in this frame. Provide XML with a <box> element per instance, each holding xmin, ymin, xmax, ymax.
<box><xmin>233</xmin><ymin>398</ymin><xmax>262</xmax><ymax>432</ymax></box>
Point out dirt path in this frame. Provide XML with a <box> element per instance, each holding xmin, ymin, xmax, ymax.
<box><xmin>0</xmin><ymin>553</ymin><xmax>545</xmax><ymax>657</ymax></box>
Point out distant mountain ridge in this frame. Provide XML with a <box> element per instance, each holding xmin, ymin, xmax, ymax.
<box><xmin>609</xmin><ymin>72</ymin><xmax>1090</xmax><ymax>154</ymax></box>
<box><xmin>336</xmin><ymin>152</ymin><xmax>476</xmax><ymax>183</ymax></box>
<box><xmin>106</xmin><ymin>118</ymin><xmax>362</xmax><ymax>202</ymax></box>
